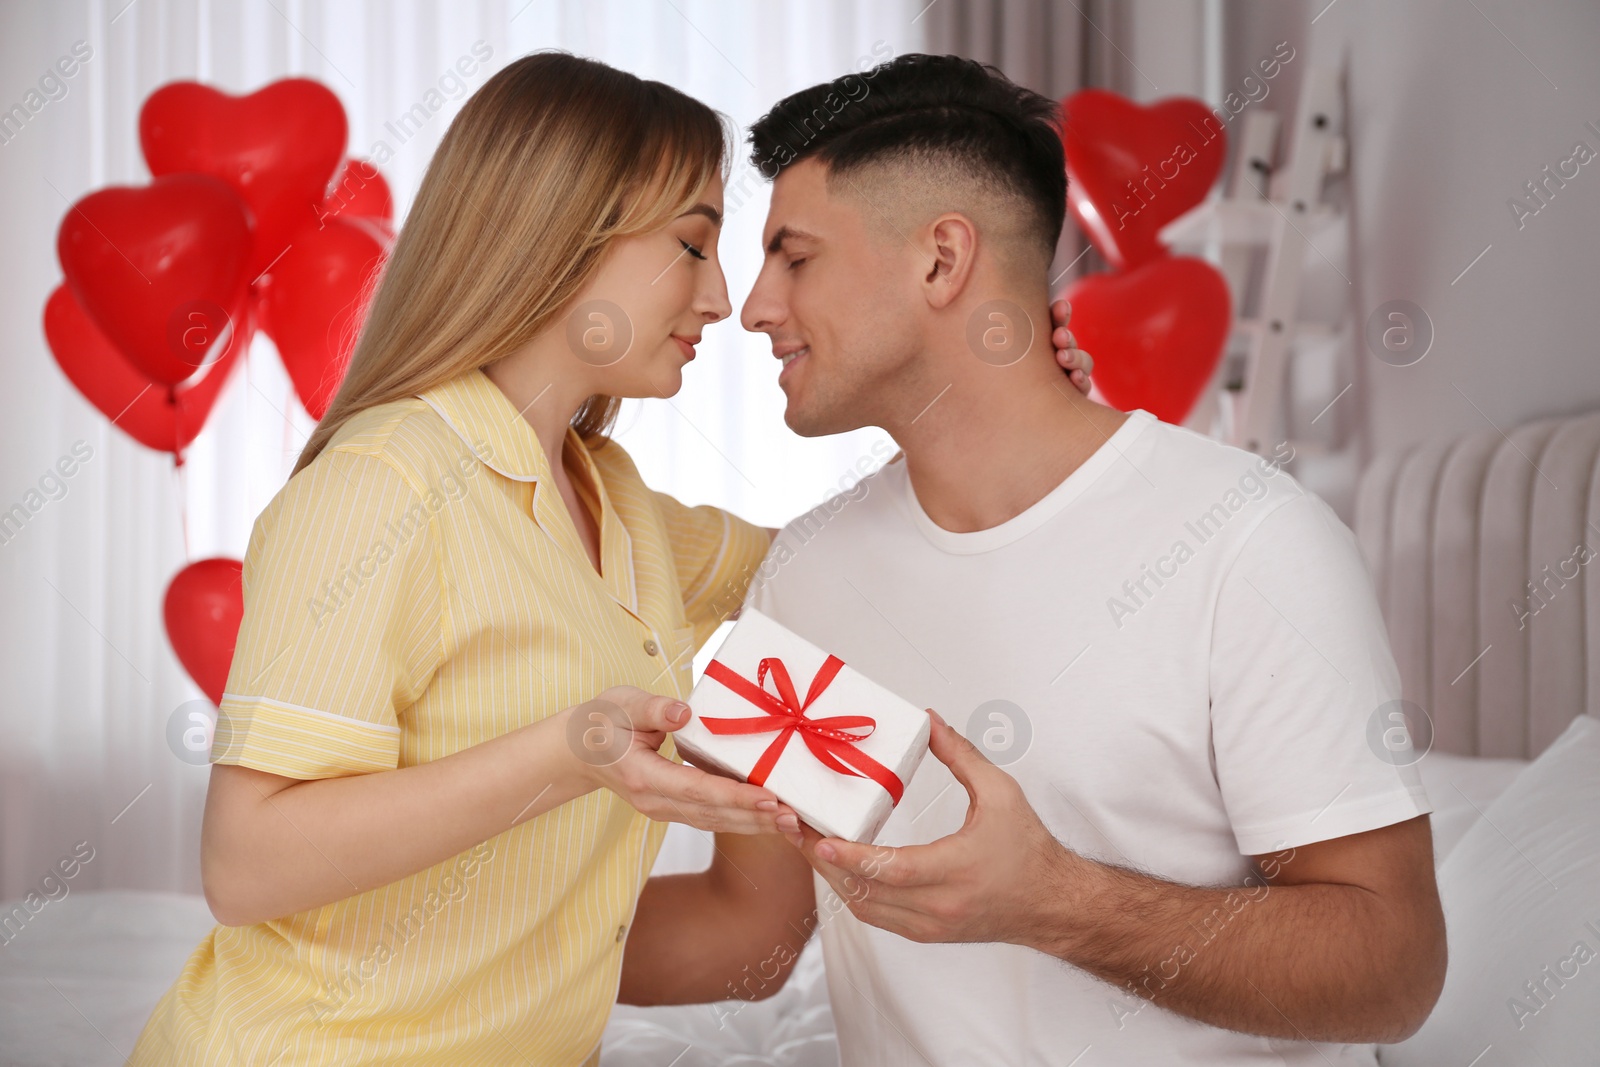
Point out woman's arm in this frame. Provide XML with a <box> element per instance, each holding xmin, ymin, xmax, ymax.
<box><xmin>202</xmin><ymin>687</ymin><xmax>798</xmax><ymax>926</ymax></box>
<box><xmin>617</xmin><ymin>830</ymin><xmax>817</xmax><ymax>1006</ymax></box>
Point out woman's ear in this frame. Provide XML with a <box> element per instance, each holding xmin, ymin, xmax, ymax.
<box><xmin>921</xmin><ymin>212</ymin><xmax>979</xmax><ymax>311</ymax></box>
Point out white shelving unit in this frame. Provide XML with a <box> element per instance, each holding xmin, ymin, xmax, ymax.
<box><xmin>1161</xmin><ymin>60</ymin><xmax>1350</xmax><ymax>457</ymax></box>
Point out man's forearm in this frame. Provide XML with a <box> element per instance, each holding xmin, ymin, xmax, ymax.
<box><xmin>618</xmin><ymin>831</ymin><xmax>816</xmax><ymax>1006</ymax></box>
<box><xmin>1025</xmin><ymin>847</ymin><xmax>1438</xmax><ymax>1043</ymax></box>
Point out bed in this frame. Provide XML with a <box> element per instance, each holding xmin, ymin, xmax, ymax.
<box><xmin>0</xmin><ymin>754</ymin><xmax>1538</xmax><ymax>1067</ymax></box>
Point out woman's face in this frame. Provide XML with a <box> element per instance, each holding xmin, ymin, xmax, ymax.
<box><xmin>565</xmin><ymin>171</ymin><xmax>732</xmax><ymax>400</ymax></box>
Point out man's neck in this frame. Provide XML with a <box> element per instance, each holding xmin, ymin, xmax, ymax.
<box><xmin>887</xmin><ymin>345</ymin><xmax>1131</xmax><ymax>534</ymax></box>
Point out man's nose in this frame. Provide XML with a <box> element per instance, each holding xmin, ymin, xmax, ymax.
<box><xmin>741</xmin><ymin>270</ymin><xmax>779</xmax><ymax>334</ymax></box>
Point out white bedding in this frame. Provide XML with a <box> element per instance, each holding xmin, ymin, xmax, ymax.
<box><xmin>1410</xmin><ymin>748</ymin><xmax>1532</xmax><ymax>863</ymax></box>
<box><xmin>0</xmin><ymin>890</ymin><xmax>215</xmax><ymax>1067</ymax></box>
<box><xmin>600</xmin><ymin>939</ymin><xmax>836</xmax><ymax>1067</ymax></box>
<box><xmin>0</xmin><ymin>751</ymin><xmax>1527</xmax><ymax>1067</ymax></box>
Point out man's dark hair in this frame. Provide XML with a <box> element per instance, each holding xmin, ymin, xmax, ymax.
<box><xmin>747</xmin><ymin>53</ymin><xmax>1066</xmax><ymax>264</ymax></box>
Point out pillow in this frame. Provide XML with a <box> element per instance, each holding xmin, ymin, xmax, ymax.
<box><xmin>1378</xmin><ymin>714</ymin><xmax>1600</xmax><ymax>1066</ymax></box>
<box><xmin>1412</xmin><ymin>749</ymin><xmax>1530</xmax><ymax>864</ymax></box>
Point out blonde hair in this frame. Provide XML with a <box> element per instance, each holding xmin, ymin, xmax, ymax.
<box><xmin>292</xmin><ymin>52</ymin><xmax>730</xmax><ymax>478</ymax></box>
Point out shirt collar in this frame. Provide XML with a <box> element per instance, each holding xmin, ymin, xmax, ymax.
<box><xmin>416</xmin><ymin>367</ymin><xmax>642</xmax><ymax>617</ymax></box>
<box><xmin>417</xmin><ymin>366</ymin><xmax>557</xmax><ymax>483</ymax></box>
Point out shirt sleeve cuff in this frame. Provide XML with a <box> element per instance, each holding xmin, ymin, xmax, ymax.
<box><xmin>212</xmin><ymin>694</ymin><xmax>401</xmax><ymax>779</ymax></box>
<box><xmin>1230</xmin><ymin>787</ymin><xmax>1434</xmax><ymax>855</ymax></box>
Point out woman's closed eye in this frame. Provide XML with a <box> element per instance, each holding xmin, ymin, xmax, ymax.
<box><xmin>678</xmin><ymin>238</ymin><xmax>707</xmax><ymax>261</ymax></box>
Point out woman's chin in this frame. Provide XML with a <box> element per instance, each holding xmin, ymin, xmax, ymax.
<box><xmin>657</xmin><ymin>365</ymin><xmax>687</xmax><ymax>397</ymax></box>
<box><xmin>611</xmin><ymin>365</ymin><xmax>683</xmax><ymax>400</ymax></box>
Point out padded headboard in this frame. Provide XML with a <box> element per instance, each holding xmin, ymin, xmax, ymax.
<box><xmin>1354</xmin><ymin>412</ymin><xmax>1600</xmax><ymax>758</ymax></box>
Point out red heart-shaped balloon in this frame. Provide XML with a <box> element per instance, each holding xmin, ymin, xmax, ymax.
<box><xmin>320</xmin><ymin>157</ymin><xmax>394</xmax><ymax>231</ymax></box>
<box><xmin>140</xmin><ymin>78</ymin><xmax>348</xmax><ymax>279</ymax></box>
<box><xmin>44</xmin><ymin>283</ymin><xmax>251</xmax><ymax>459</ymax></box>
<box><xmin>57</xmin><ymin>173</ymin><xmax>252</xmax><ymax>386</ymax></box>
<box><xmin>1060</xmin><ymin>89</ymin><xmax>1227</xmax><ymax>271</ymax></box>
<box><xmin>1062</xmin><ymin>256</ymin><xmax>1231</xmax><ymax>425</ymax></box>
<box><xmin>256</xmin><ymin>216</ymin><xmax>390</xmax><ymax>418</ymax></box>
<box><xmin>164</xmin><ymin>557</ymin><xmax>244</xmax><ymax>707</ymax></box>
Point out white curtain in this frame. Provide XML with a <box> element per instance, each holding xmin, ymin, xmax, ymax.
<box><xmin>0</xmin><ymin>0</ymin><xmax>922</xmax><ymax>901</ymax></box>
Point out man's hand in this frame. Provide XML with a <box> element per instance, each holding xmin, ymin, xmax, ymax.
<box><xmin>793</xmin><ymin>709</ymin><xmax>1065</xmax><ymax>946</ymax></box>
<box><xmin>1052</xmin><ymin>299</ymin><xmax>1094</xmax><ymax>396</ymax></box>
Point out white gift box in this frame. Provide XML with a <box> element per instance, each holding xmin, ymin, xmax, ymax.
<box><xmin>672</xmin><ymin>607</ymin><xmax>931</xmax><ymax>844</ymax></box>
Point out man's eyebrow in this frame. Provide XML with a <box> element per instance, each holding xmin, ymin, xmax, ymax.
<box><xmin>679</xmin><ymin>203</ymin><xmax>722</xmax><ymax>226</ymax></box>
<box><xmin>765</xmin><ymin>225</ymin><xmax>820</xmax><ymax>254</ymax></box>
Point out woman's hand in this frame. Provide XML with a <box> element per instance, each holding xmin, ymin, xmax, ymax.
<box><xmin>567</xmin><ymin>686</ymin><xmax>801</xmax><ymax>836</ymax></box>
<box><xmin>1052</xmin><ymin>299</ymin><xmax>1094</xmax><ymax>396</ymax></box>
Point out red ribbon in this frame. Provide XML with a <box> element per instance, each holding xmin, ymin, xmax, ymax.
<box><xmin>700</xmin><ymin>656</ymin><xmax>905</xmax><ymax>805</ymax></box>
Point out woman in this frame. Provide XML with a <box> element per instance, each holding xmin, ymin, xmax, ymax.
<box><xmin>130</xmin><ymin>52</ymin><xmax>1091</xmax><ymax>1066</ymax></box>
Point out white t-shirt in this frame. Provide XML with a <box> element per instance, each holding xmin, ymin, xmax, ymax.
<box><xmin>743</xmin><ymin>408</ymin><xmax>1432</xmax><ymax>1067</ymax></box>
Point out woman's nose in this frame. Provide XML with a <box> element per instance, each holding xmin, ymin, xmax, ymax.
<box><xmin>699</xmin><ymin>265</ymin><xmax>732</xmax><ymax>323</ymax></box>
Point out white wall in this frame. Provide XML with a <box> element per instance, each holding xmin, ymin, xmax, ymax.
<box><xmin>1114</xmin><ymin>0</ymin><xmax>1599</xmax><ymax>508</ymax></box>
<box><xmin>1311</xmin><ymin>0</ymin><xmax>1600</xmax><ymax>455</ymax></box>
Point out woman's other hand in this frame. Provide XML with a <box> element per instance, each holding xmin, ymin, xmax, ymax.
<box><xmin>1052</xmin><ymin>299</ymin><xmax>1094</xmax><ymax>396</ymax></box>
<box><xmin>568</xmin><ymin>685</ymin><xmax>801</xmax><ymax>836</ymax></box>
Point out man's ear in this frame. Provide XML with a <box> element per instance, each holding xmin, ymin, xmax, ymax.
<box><xmin>922</xmin><ymin>212</ymin><xmax>979</xmax><ymax>311</ymax></box>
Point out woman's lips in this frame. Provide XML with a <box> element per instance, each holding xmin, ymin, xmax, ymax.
<box><xmin>672</xmin><ymin>336</ymin><xmax>696</xmax><ymax>360</ymax></box>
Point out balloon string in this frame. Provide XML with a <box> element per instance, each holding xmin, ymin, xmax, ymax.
<box><xmin>169</xmin><ymin>382</ymin><xmax>191</xmax><ymax>562</ymax></box>
<box><xmin>178</xmin><ymin>457</ymin><xmax>191</xmax><ymax>563</ymax></box>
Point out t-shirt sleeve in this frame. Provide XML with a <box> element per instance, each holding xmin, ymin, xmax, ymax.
<box><xmin>211</xmin><ymin>448</ymin><xmax>444</xmax><ymax>780</ymax></box>
<box><xmin>650</xmin><ymin>489</ymin><xmax>772</xmax><ymax>649</ymax></box>
<box><xmin>1209</xmin><ymin>490</ymin><xmax>1433</xmax><ymax>856</ymax></box>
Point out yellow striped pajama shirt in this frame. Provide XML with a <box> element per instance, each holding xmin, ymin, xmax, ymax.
<box><xmin>128</xmin><ymin>367</ymin><xmax>771</xmax><ymax>1065</ymax></box>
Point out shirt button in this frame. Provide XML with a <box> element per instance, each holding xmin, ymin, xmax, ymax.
<box><xmin>615</xmin><ymin>923</ymin><xmax>627</xmax><ymax>942</ymax></box>
<box><xmin>643</xmin><ymin>639</ymin><xmax>659</xmax><ymax>656</ymax></box>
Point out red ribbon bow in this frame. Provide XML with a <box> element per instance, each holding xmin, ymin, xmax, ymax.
<box><xmin>700</xmin><ymin>655</ymin><xmax>906</xmax><ymax>804</ymax></box>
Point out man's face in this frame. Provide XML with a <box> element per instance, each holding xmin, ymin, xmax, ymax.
<box><xmin>741</xmin><ymin>158</ymin><xmax>917</xmax><ymax>436</ymax></box>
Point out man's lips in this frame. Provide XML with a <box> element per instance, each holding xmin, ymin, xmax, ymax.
<box><xmin>775</xmin><ymin>345</ymin><xmax>809</xmax><ymax>384</ymax></box>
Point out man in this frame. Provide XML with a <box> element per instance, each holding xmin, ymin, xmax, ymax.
<box><xmin>621</xmin><ymin>54</ymin><xmax>1445</xmax><ymax>1066</ymax></box>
